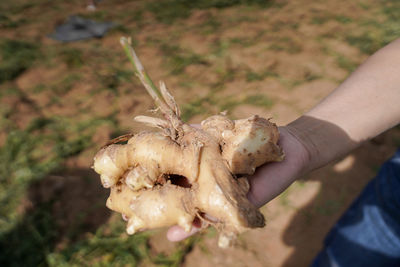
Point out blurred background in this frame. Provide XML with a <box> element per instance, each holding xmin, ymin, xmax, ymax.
<box><xmin>1</xmin><ymin>0</ymin><xmax>399</xmax><ymax>266</ymax></box>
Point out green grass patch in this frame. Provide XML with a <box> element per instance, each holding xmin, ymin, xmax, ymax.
<box><xmin>110</xmin><ymin>24</ymin><xmax>131</xmax><ymax>34</ymax></box>
<box><xmin>229</xmin><ymin>37</ymin><xmax>254</xmax><ymax>47</ymax></box>
<box><xmin>152</xmin><ymin>236</ymin><xmax>199</xmax><ymax>267</ymax></box>
<box><xmin>47</xmin><ymin>220</ymin><xmax>151</xmax><ymax>266</ymax></box>
<box><xmin>0</xmin><ymin>114</ymin><xmax>114</xmax><ymax>233</ymax></box>
<box><xmin>0</xmin><ymin>201</ymin><xmax>58</xmax><ymax>267</ymax></box>
<box><xmin>0</xmin><ymin>38</ymin><xmax>40</xmax><ymax>83</ymax></box>
<box><xmin>382</xmin><ymin>0</ymin><xmax>400</xmax><ymax>21</ymax></box>
<box><xmin>243</xmin><ymin>94</ymin><xmax>273</xmax><ymax>107</ymax></box>
<box><xmin>46</xmin><ymin>219</ymin><xmax>199</xmax><ymax>266</ymax></box>
<box><xmin>268</xmin><ymin>36</ymin><xmax>302</xmax><ymax>54</ymax></box>
<box><xmin>146</xmin><ymin>0</ymin><xmax>275</xmax><ymax>24</ymax></box>
<box><xmin>311</xmin><ymin>15</ymin><xmax>331</xmax><ymax>25</ymax></box>
<box><xmin>181</xmin><ymin>95</ymin><xmax>216</xmax><ymax>122</ymax></box>
<box><xmin>0</xmin><ymin>112</ymin><xmax>117</xmax><ymax>264</ymax></box>
<box><xmin>335</xmin><ymin>54</ymin><xmax>357</xmax><ymax>73</ymax></box>
<box><xmin>345</xmin><ymin>32</ymin><xmax>383</xmax><ymax>55</ymax></box>
<box><xmin>0</xmin><ymin>0</ymin><xmax>35</xmax><ymax>15</ymax></box>
<box><xmin>279</xmin><ymin>187</ymin><xmax>291</xmax><ymax>207</ymax></box>
<box><xmin>199</xmin><ymin>15</ymin><xmax>222</xmax><ymax>35</ymax></box>
<box><xmin>219</xmin><ymin>94</ymin><xmax>274</xmax><ymax>112</ymax></box>
<box><xmin>211</xmin><ymin>39</ymin><xmax>230</xmax><ymax>58</ymax></box>
<box><xmin>246</xmin><ymin>71</ymin><xmax>264</xmax><ymax>82</ymax></box>
<box><xmin>97</xmin><ymin>68</ymin><xmax>135</xmax><ymax>94</ymax></box>
<box><xmin>0</xmin><ymin>13</ymin><xmax>27</xmax><ymax>29</ymax></box>
<box><xmin>30</xmin><ymin>73</ymin><xmax>82</xmax><ymax>96</ymax></box>
<box><xmin>59</xmin><ymin>47</ymin><xmax>84</xmax><ymax>69</ymax></box>
<box><xmin>53</xmin><ymin>73</ymin><xmax>82</xmax><ymax>95</ymax></box>
<box><xmin>79</xmin><ymin>10</ymin><xmax>109</xmax><ymax>21</ymax></box>
<box><xmin>335</xmin><ymin>15</ymin><xmax>352</xmax><ymax>24</ymax></box>
<box><xmin>310</xmin><ymin>14</ymin><xmax>353</xmax><ymax>25</ymax></box>
<box><xmin>246</xmin><ymin>69</ymin><xmax>278</xmax><ymax>82</ymax></box>
<box><xmin>161</xmin><ymin>44</ymin><xmax>208</xmax><ymax>75</ymax></box>
<box><xmin>0</xmin><ymin>127</ymin><xmax>56</xmax><ymax>232</ymax></box>
<box><xmin>345</xmin><ymin>0</ymin><xmax>400</xmax><ymax>54</ymax></box>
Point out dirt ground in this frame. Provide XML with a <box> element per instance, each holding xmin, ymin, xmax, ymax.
<box><xmin>1</xmin><ymin>0</ymin><xmax>399</xmax><ymax>266</ymax></box>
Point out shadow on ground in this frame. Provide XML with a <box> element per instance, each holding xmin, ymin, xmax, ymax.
<box><xmin>0</xmin><ymin>168</ymin><xmax>110</xmax><ymax>267</ymax></box>
<box><xmin>282</xmin><ymin>128</ymin><xmax>400</xmax><ymax>266</ymax></box>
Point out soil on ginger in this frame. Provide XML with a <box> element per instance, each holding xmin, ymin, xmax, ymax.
<box><xmin>1</xmin><ymin>0</ymin><xmax>400</xmax><ymax>266</ymax></box>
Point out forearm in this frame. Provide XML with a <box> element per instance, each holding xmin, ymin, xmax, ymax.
<box><xmin>288</xmin><ymin>38</ymin><xmax>400</xmax><ymax>172</ymax></box>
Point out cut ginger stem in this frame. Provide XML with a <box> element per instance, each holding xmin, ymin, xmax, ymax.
<box><xmin>93</xmin><ymin>37</ymin><xmax>284</xmax><ymax>248</ymax></box>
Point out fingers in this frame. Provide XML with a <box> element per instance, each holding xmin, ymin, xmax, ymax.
<box><xmin>247</xmin><ymin>161</ymin><xmax>293</xmax><ymax>207</ymax></box>
<box><xmin>167</xmin><ymin>216</ymin><xmax>203</xmax><ymax>241</ymax></box>
<box><xmin>246</xmin><ymin>127</ymin><xmax>309</xmax><ymax>207</ymax></box>
<box><xmin>167</xmin><ymin>225</ymin><xmax>201</xmax><ymax>242</ymax></box>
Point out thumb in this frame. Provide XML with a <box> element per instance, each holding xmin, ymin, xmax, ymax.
<box><xmin>167</xmin><ymin>225</ymin><xmax>201</xmax><ymax>242</ymax></box>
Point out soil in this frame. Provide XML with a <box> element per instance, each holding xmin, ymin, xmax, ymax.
<box><xmin>2</xmin><ymin>0</ymin><xmax>399</xmax><ymax>266</ymax></box>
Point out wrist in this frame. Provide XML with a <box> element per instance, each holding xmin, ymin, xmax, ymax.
<box><xmin>279</xmin><ymin>125</ymin><xmax>312</xmax><ymax>178</ymax></box>
<box><xmin>286</xmin><ymin>115</ymin><xmax>357</xmax><ymax>173</ymax></box>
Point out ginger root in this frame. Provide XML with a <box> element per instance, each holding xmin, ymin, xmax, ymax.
<box><xmin>93</xmin><ymin>37</ymin><xmax>284</xmax><ymax>248</ymax></box>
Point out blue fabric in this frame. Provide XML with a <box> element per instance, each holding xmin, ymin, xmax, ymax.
<box><xmin>312</xmin><ymin>149</ymin><xmax>400</xmax><ymax>267</ymax></box>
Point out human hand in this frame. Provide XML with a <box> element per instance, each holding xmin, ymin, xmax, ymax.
<box><xmin>167</xmin><ymin>126</ymin><xmax>310</xmax><ymax>242</ymax></box>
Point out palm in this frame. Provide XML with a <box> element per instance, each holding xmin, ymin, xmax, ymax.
<box><xmin>247</xmin><ymin>126</ymin><xmax>309</xmax><ymax>207</ymax></box>
<box><xmin>167</xmin><ymin>126</ymin><xmax>309</xmax><ymax>241</ymax></box>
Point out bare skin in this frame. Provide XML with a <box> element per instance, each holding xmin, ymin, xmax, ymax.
<box><xmin>167</xmin><ymin>38</ymin><xmax>400</xmax><ymax>242</ymax></box>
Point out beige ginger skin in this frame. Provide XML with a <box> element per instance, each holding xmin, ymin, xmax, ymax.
<box><xmin>92</xmin><ymin>37</ymin><xmax>284</xmax><ymax>248</ymax></box>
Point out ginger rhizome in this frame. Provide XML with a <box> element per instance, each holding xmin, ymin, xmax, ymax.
<box><xmin>93</xmin><ymin>37</ymin><xmax>284</xmax><ymax>248</ymax></box>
